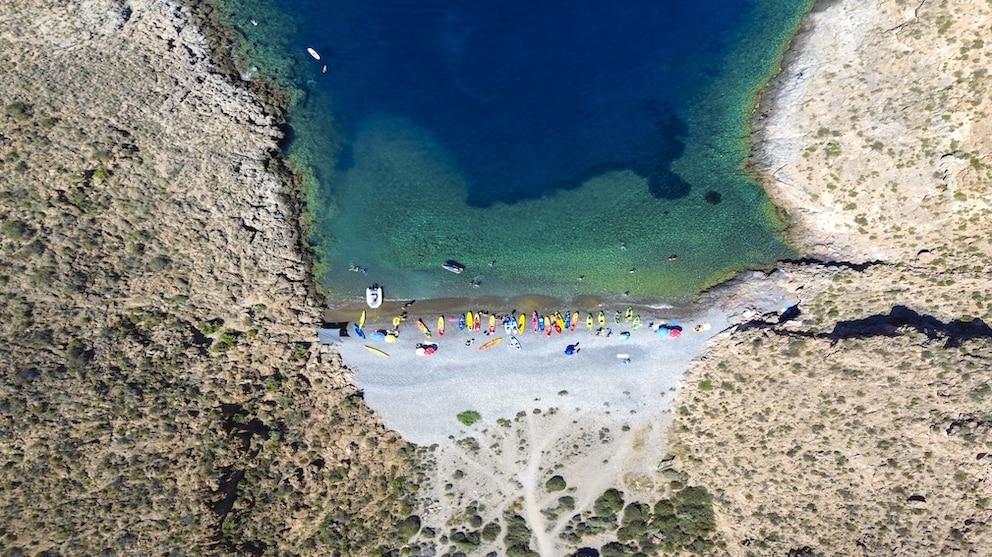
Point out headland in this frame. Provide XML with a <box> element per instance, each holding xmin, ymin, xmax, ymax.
<box><xmin>2</xmin><ymin>0</ymin><xmax>991</xmax><ymax>556</ymax></box>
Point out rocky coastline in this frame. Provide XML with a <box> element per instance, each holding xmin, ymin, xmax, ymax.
<box><xmin>667</xmin><ymin>0</ymin><xmax>992</xmax><ymax>554</ymax></box>
<box><xmin>2</xmin><ymin>0</ymin><xmax>990</xmax><ymax>555</ymax></box>
<box><xmin>0</xmin><ymin>1</ymin><xmax>419</xmax><ymax>554</ymax></box>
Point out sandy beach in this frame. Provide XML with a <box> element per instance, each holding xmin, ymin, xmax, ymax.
<box><xmin>321</xmin><ymin>272</ymin><xmax>798</xmax><ymax>554</ymax></box>
<box><xmin>327</xmin><ymin>269</ymin><xmax>796</xmax><ymax>446</ymax></box>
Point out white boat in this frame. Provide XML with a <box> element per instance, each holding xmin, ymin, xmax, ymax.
<box><xmin>365</xmin><ymin>284</ymin><xmax>383</xmax><ymax>308</ymax></box>
<box><xmin>306</xmin><ymin>47</ymin><xmax>321</xmax><ymax>60</ymax></box>
<box><xmin>442</xmin><ymin>260</ymin><xmax>465</xmax><ymax>274</ymax></box>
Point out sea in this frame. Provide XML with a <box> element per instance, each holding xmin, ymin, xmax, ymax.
<box><xmin>218</xmin><ymin>0</ymin><xmax>813</xmax><ymax>307</ymax></box>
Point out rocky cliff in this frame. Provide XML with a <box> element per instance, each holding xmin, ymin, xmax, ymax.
<box><xmin>669</xmin><ymin>1</ymin><xmax>992</xmax><ymax>554</ymax></box>
<box><xmin>0</xmin><ymin>1</ymin><xmax>419</xmax><ymax>554</ymax></box>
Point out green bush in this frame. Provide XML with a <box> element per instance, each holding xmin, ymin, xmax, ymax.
<box><xmin>503</xmin><ymin>512</ymin><xmax>534</xmax><ymax>550</ymax></box>
<box><xmin>4</xmin><ymin>101</ymin><xmax>33</xmax><ymax>121</ymax></box>
<box><xmin>481</xmin><ymin>520</ymin><xmax>501</xmax><ymax>542</ymax></box>
<box><xmin>396</xmin><ymin>515</ymin><xmax>421</xmax><ymax>539</ymax></box>
<box><xmin>92</xmin><ymin>165</ymin><xmax>111</xmax><ymax>181</ymax></box>
<box><xmin>457</xmin><ymin>410</ymin><xmax>481</xmax><ymax>426</ymax></box>
<box><xmin>593</xmin><ymin>488</ymin><xmax>625</xmax><ymax>516</ymax></box>
<box><xmin>545</xmin><ymin>475</ymin><xmax>567</xmax><ymax>492</ymax></box>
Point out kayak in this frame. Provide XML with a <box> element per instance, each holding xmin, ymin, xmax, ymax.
<box><xmin>479</xmin><ymin>337</ymin><xmax>503</xmax><ymax>350</ymax></box>
<box><xmin>598</xmin><ymin>311</ymin><xmax>606</xmax><ymax>326</ymax></box>
<box><xmin>467</xmin><ymin>311</ymin><xmax>475</xmax><ymax>330</ymax></box>
<box><xmin>538</xmin><ymin>315</ymin><xmax>545</xmax><ymax>331</ymax></box>
<box><xmin>553</xmin><ymin>320</ymin><xmax>562</xmax><ymax>334</ymax></box>
<box><xmin>352</xmin><ymin>323</ymin><xmax>366</xmax><ymax>340</ymax></box>
<box><xmin>438</xmin><ymin>315</ymin><xmax>445</xmax><ymax>336</ymax></box>
<box><xmin>518</xmin><ymin>314</ymin><xmax>526</xmax><ymax>334</ymax></box>
<box><xmin>359</xmin><ymin>310</ymin><xmax>366</xmax><ymax>329</ymax></box>
<box><xmin>459</xmin><ymin>314</ymin><xmax>466</xmax><ymax>331</ymax></box>
<box><xmin>488</xmin><ymin>314</ymin><xmax>496</xmax><ymax>334</ymax></box>
<box><xmin>545</xmin><ymin>316</ymin><xmax>552</xmax><ymax>336</ymax></box>
<box><xmin>586</xmin><ymin>313</ymin><xmax>594</xmax><ymax>330</ymax></box>
<box><xmin>532</xmin><ymin>311</ymin><xmax>539</xmax><ymax>333</ymax></box>
<box><xmin>563</xmin><ymin>312</ymin><xmax>571</xmax><ymax>330</ymax></box>
<box><xmin>306</xmin><ymin>47</ymin><xmax>321</xmax><ymax>60</ymax></box>
<box><xmin>571</xmin><ymin>312</ymin><xmax>579</xmax><ymax>332</ymax></box>
<box><xmin>416</xmin><ymin>318</ymin><xmax>432</xmax><ymax>339</ymax></box>
<box><xmin>364</xmin><ymin>345</ymin><xmax>389</xmax><ymax>357</ymax></box>
<box><xmin>474</xmin><ymin>313</ymin><xmax>481</xmax><ymax>331</ymax></box>
<box><xmin>625</xmin><ymin>306</ymin><xmax>634</xmax><ymax>322</ymax></box>
<box><xmin>508</xmin><ymin>336</ymin><xmax>521</xmax><ymax>350</ymax></box>
<box><xmin>632</xmin><ymin>315</ymin><xmax>641</xmax><ymax>330</ymax></box>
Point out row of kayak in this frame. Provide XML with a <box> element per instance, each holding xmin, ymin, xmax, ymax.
<box><xmin>353</xmin><ymin>307</ymin><xmax>646</xmax><ymax>343</ymax></box>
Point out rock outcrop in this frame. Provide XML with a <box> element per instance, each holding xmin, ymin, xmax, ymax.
<box><xmin>670</xmin><ymin>1</ymin><xmax>992</xmax><ymax>554</ymax></box>
<box><xmin>0</xmin><ymin>1</ymin><xmax>418</xmax><ymax>554</ymax></box>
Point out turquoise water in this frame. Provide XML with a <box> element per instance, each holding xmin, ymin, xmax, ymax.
<box><xmin>217</xmin><ymin>0</ymin><xmax>811</xmax><ymax>306</ymax></box>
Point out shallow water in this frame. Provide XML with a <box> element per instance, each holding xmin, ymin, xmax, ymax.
<box><xmin>222</xmin><ymin>0</ymin><xmax>811</xmax><ymax>307</ymax></box>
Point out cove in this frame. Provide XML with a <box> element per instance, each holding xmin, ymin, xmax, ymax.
<box><xmin>220</xmin><ymin>0</ymin><xmax>812</xmax><ymax>306</ymax></box>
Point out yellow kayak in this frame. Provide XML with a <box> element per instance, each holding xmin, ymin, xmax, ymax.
<box><xmin>479</xmin><ymin>337</ymin><xmax>503</xmax><ymax>350</ymax></box>
<box><xmin>625</xmin><ymin>306</ymin><xmax>633</xmax><ymax>322</ymax></box>
<box><xmin>359</xmin><ymin>310</ymin><xmax>366</xmax><ymax>329</ymax></box>
<box><xmin>438</xmin><ymin>315</ymin><xmax>445</xmax><ymax>336</ymax></box>
<box><xmin>467</xmin><ymin>311</ymin><xmax>475</xmax><ymax>330</ymax></box>
<box><xmin>364</xmin><ymin>345</ymin><xmax>389</xmax><ymax>357</ymax></box>
<box><xmin>488</xmin><ymin>313</ymin><xmax>496</xmax><ymax>333</ymax></box>
<box><xmin>598</xmin><ymin>311</ymin><xmax>606</xmax><ymax>326</ymax></box>
<box><xmin>518</xmin><ymin>314</ymin><xmax>526</xmax><ymax>334</ymax></box>
<box><xmin>586</xmin><ymin>313</ymin><xmax>594</xmax><ymax>330</ymax></box>
<box><xmin>571</xmin><ymin>312</ymin><xmax>580</xmax><ymax>331</ymax></box>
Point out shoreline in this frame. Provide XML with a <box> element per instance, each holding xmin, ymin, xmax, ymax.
<box><xmin>200</xmin><ymin>0</ymin><xmax>992</xmax><ymax>552</ymax></box>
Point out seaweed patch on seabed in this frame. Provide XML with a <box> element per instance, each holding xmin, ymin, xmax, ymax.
<box><xmin>316</xmin><ymin>114</ymin><xmax>795</xmax><ymax>305</ymax></box>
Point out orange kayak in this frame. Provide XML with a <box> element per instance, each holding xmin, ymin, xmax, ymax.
<box><xmin>478</xmin><ymin>337</ymin><xmax>503</xmax><ymax>350</ymax></box>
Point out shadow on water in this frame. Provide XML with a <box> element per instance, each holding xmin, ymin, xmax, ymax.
<box><xmin>461</xmin><ymin>103</ymin><xmax>692</xmax><ymax>208</ymax></box>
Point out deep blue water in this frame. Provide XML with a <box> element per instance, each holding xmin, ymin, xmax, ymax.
<box><xmin>286</xmin><ymin>0</ymin><xmax>749</xmax><ymax>207</ymax></box>
<box><xmin>228</xmin><ymin>0</ymin><xmax>811</xmax><ymax>304</ymax></box>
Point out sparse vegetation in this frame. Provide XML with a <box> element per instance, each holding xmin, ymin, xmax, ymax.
<box><xmin>457</xmin><ymin>410</ymin><xmax>482</xmax><ymax>426</ymax></box>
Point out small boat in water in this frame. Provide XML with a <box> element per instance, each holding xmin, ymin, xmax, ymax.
<box><xmin>366</xmin><ymin>284</ymin><xmax>383</xmax><ymax>308</ymax></box>
<box><xmin>442</xmin><ymin>260</ymin><xmax>465</xmax><ymax>274</ymax></box>
<box><xmin>306</xmin><ymin>47</ymin><xmax>321</xmax><ymax>60</ymax></box>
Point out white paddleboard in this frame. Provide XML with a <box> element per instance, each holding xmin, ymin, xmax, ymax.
<box><xmin>306</xmin><ymin>47</ymin><xmax>320</xmax><ymax>60</ymax></box>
